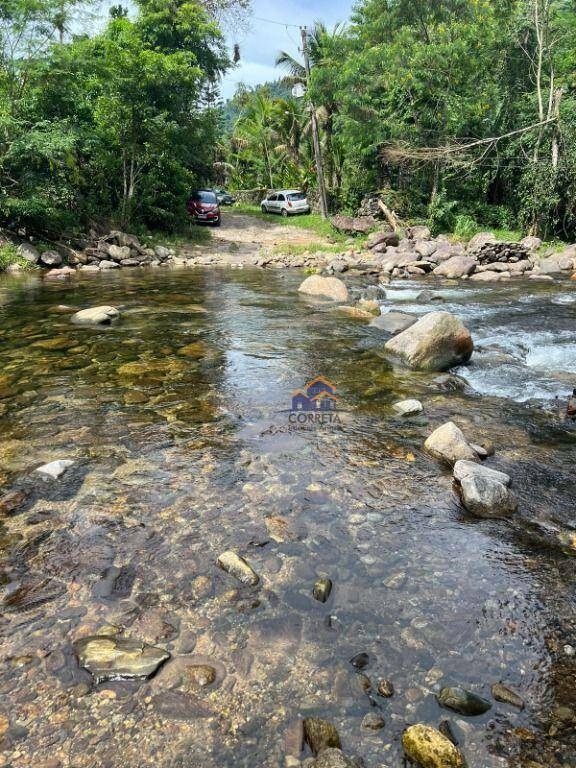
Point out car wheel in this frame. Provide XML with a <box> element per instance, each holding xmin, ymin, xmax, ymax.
<box><xmin>213</xmin><ymin>218</ymin><xmax>221</xmax><ymax>227</ymax></box>
<box><xmin>281</xmin><ymin>208</ymin><xmax>289</xmax><ymax>217</ymax></box>
<box><xmin>261</xmin><ymin>205</ymin><xmax>268</xmax><ymax>213</ymax></box>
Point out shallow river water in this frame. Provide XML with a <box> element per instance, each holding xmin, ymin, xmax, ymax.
<box><xmin>0</xmin><ymin>268</ymin><xmax>575</xmax><ymax>768</ymax></box>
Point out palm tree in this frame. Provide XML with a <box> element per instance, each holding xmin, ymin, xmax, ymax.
<box><xmin>275</xmin><ymin>21</ymin><xmax>345</xmax><ymax>193</ymax></box>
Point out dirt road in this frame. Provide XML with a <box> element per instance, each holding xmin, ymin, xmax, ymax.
<box><xmin>180</xmin><ymin>211</ymin><xmax>333</xmax><ymax>266</ymax></box>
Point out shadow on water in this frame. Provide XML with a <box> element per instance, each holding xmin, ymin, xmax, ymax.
<box><xmin>0</xmin><ymin>267</ymin><xmax>574</xmax><ymax>767</ymax></box>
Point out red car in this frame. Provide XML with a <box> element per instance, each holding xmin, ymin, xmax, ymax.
<box><xmin>187</xmin><ymin>189</ymin><xmax>221</xmax><ymax>226</ymax></box>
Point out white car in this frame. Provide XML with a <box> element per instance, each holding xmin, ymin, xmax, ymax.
<box><xmin>261</xmin><ymin>189</ymin><xmax>310</xmax><ymax>217</ymax></box>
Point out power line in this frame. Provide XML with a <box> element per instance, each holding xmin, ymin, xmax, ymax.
<box><xmin>252</xmin><ymin>15</ymin><xmax>300</xmax><ymax>29</ymax></box>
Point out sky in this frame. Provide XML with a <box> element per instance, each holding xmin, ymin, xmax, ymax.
<box><xmin>220</xmin><ymin>0</ymin><xmax>354</xmax><ymax>99</ymax></box>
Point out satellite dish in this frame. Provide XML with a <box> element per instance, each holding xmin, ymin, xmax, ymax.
<box><xmin>292</xmin><ymin>83</ymin><xmax>306</xmax><ymax>98</ymax></box>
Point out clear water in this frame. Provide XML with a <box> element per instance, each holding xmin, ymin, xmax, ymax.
<box><xmin>0</xmin><ymin>269</ymin><xmax>574</xmax><ymax>768</ymax></box>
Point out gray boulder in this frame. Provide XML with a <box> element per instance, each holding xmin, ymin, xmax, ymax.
<box><xmin>425</xmin><ymin>421</ymin><xmax>478</xmax><ymax>465</ymax></box>
<box><xmin>370</xmin><ymin>311</ymin><xmax>418</xmax><ymax>334</ymax></box>
<box><xmin>393</xmin><ymin>399</ymin><xmax>423</xmax><ymax>416</ymax></box>
<box><xmin>39</xmin><ymin>250</ymin><xmax>63</xmax><ymax>267</ymax></box>
<box><xmin>406</xmin><ymin>225</ymin><xmax>432</xmax><ymax>240</ymax></box>
<box><xmin>537</xmin><ymin>253</ymin><xmax>575</xmax><ymax>274</ymax></box>
<box><xmin>433</xmin><ymin>255</ymin><xmax>477</xmax><ymax>278</ymax></box>
<box><xmin>367</xmin><ymin>230</ymin><xmax>399</xmax><ymax>249</ymax></box>
<box><xmin>71</xmin><ymin>306</ymin><xmax>120</xmax><ymax>325</ymax></box>
<box><xmin>415</xmin><ymin>240</ymin><xmax>438</xmax><ymax>258</ymax></box>
<box><xmin>108</xmin><ymin>245</ymin><xmax>131</xmax><ymax>262</ymax></box>
<box><xmin>384</xmin><ymin>311</ymin><xmax>474</xmax><ymax>371</ymax></box>
<box><xmin>99</xmin><ymin>259</ymin><xmax>120</xmax><ymax>270</ymax></box>
<box><xmin>470</xmin><ymin>270</ymin><xmax>509</xmax><ymax>281</ymax></box>
<box><xmin>520</xmin><ymin>236</ymin><xmax>542</xmax><ymax>252</ymax></box>
<box><xmin>453</xmin><ymin>460</ymin><xmax>510</xmax><ymax>486</ymax></box>
<box><xmin>312</xmin><ymin>749</ymin><xmax>356</xmax><ymax>768</ymax></box>
<box><xmin>460</xmin><ymin>474</ymin><xmax>517</xmax><ymax>518</ymax></box>
<box><xmin>154</xmin><ymin>245</ymin><xmax>171</xmax><ymax>261</ymax></box>
<box><xmin>467</xmin><ymin>231</ymin><xmax>497</xmax><ymax>251</ymax></box>
<box><xmin>17</xmin><ymin>242</ymin><xmax>40</xmax><ymax>264</ymax></box>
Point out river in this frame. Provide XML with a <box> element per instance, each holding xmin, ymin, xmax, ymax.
<box><xmin>0</xmin><ymin>268</ymin><xmax>574</xmax><ymax>768</ymax></box>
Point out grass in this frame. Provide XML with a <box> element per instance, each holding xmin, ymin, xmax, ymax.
<box><xmin>140</xmin><ymin>222</ymin><xmax>211</xmax><ymax>250</ymax></box>
<box><xmin>0</xmin><ymin>243</ymin><xmax>33</xmax><ymax>272</ymax></box>
<box><xmin>271</xmin><ymin>242</ymin><xmax>349</xmax><ymax>257</ymax></box>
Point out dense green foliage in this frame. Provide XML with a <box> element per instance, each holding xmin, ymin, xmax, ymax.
<box><xmin>224</xmin><ymin>1</ymin><xmax>576</xmax><ymax>240</ymax></box>
<box><xmin>1</xmin><ymin>0</ymin><xmax>229</xmax><ymax>233</ymax></box>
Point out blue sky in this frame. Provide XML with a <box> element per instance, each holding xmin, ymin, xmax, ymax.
<box><xmin>220</xmin><ymin>0</ymin><xmax>354</xmax><ymax>99</ymax></box>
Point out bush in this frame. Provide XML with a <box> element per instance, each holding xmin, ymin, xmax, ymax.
<box><xmin>0</xmin><ymin>243</ymin><xmax>32</xmax><ymax>272</ymax></box>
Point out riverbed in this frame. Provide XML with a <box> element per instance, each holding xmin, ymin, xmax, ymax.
<box><xmin>0</xmin><ymin>268</ymin><xmax>574</xmax><ymax>768</ymax></box>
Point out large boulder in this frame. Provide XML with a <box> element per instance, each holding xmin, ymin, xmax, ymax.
<box><xmin>537</xmin><ymin>253</ymin><xmax>575</xmax><ymax>275</ymax></box>
<box><xmin>367</xmin><ymin>229</ymin><xmax>399</xmax><ymax>249</ymax></box>
<box><xmin>467</xmin><ymin>231</ymin><xmax>497</xmax><ymax>252</ymax></box>
<box><xmin>71</xmin><ymin>306</ymin><xmax>120</xmax><ymax>325</ymax></box>
<box><xmin>453</xmin><ymin>460</ymin><xmax>510</xmax><ymax>486</ymax></box>
<box><xmin>17</xmin><ymin>242</ymin><xmax>40</xmax><ymax>264</ymax></box>
<box><xmin>402</xmin><ymin>724</ymin><xmax>466</xmax><ymax>768</ymax></box>
<box><xmin>298</xmin><ymin>275</ymin><xmax>349</xmax><ymax>302</ymax></box>
<box><xmin>470</xmin><ymin>271</ymin><xmax>509</xmax><ymax>282</ymax></box>
<box><xmin>520</xmin><ymin>235</ymin><xmax>542</xmax><ymax>252</ymax></box>
<box><xmin>415</xmin><ymin>240</ymin><xmax>438</xmax><ymax>258</ymax></box>
<box><xmin>331</xmin><ymin>215</ymin><xmax>375</xmax><ymax>235</ymax></box>
<box><xmin>433</xmin><ymin>256</ymin><xmax>477</xmax><ymax>278</ymax></box>
<box><xmin>460</xmin><ymin>474</ymin><xmax>517</xmax><ymax>518</ymax></box>
<box><xmin>370</xmin><ymin>311</ymin><xmax>418</xmax><ymax>335</ymax></box>
<box><xmin>384</xmin><ymin>311</ymin><xmax>473</xmax><ymax>371</ymax></box>
<box><xmin>312</xmin><ymin>749</ymin><xmax>357</xmax><ymax>768</ymax></box>
<box><xmin>406</xmin><ymin>225</ymin><xmax>432</xmax><ymax>240</ymax></box>
<box><xmin>424</xmin><ymin>422</ymin><xmax>478</xmax><ymax>465</ymax></box>
<box><xmin>108</xmin><ymin>245</ymin><xmax>131</xmax><ymax>262</ymax></box>
<box><xmin>39</xmin><ymin>250</ymin><xmax>63</xmax><ymax>268</ymax></box>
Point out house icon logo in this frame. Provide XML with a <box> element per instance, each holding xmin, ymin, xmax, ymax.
<box><xmin>291</xmin><ymin>376</ymin><xmax>339</xmax><ymax>413</ymax></box>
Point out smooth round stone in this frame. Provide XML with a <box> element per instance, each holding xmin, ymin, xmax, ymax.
<box><xmin>361</xmin><ymin>712</ymin><xmax>385</xmax><ymax>730</ymax></box>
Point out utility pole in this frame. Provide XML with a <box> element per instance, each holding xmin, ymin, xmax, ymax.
<box><xmin>300</xmin><ymin>25</ymin><xmax>329</xmax><ymax>219</ymax></box>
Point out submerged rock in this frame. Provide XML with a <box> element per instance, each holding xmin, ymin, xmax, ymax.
<box><xmin>453</xmin><ymin>460</ymin><xmax>510</xmax><ymax>486</ymax></box>
<box><xmin>303</xmin><ymin>717</ymin><xmax>341</xmax><ymax>755</ymax></box>
<box><xmin>298</xmin><ymin>275</ymin><xmax>349</xmax><ymax>302</ymax></box>
<box><xmin>35</xmin><ymin>459</ymin><xmax>75</xmax><ymax>480</ymax></box>
<box><xmin>491</xmin><ymin>682</ymin><xmax>524</xmax><ymax>709</ymax></box>
<box><xmin>370</xmin><ymin>311</ymin><xmax>417</xmax><ymax>334</ymax></box>
<box><xmin>460</xmin><ymin>474</ymin><xmax>517</xmax><ymax>518</ymax></box>
<box><xmin>424</xmin><ymin>422</ymin><xmax>478</xmax><ymax>465</ymax></box>
<box><xmin>349</xmin><ymin>652</ymin><xmax>369</xmax><ymax>670</ymax></box>
<box><xmin>312</xmin><ymin>749</ymin><xmax>357</xmax><ymax>768</ymax></box>
<box><xmin>384</xmin><ymin>311</ymin><xmax>473</xmax><ymax>371</ymax></box>
<box><xmin>377</xmin><ymin>678</ymin><xmax>394</xmax><ymax>698</ymax></box>
<box><xmin>402</xmin><ymin>724</ymin><xmax>466</xmax><ymax>768</ymax></box>
<box><xmin>437</xmin><ymin>685</ymin><xmax>492</xmax><ymax>715</ymax></box>
<box><xmin>73</xmin><ymin>635</ymin><xmax>170</xmax><ymax>683</ymax></box>
<box><xmin>312</xmin><ymin>577</ymin><xmax>333</xmax><ymax>603</ymax></box>
<box><xmin>71</xmin><ymin>306</ymin><xmax>120</xmax><ymax>326</ymax></box>
<box><xmin>361</xmin><ymin>712</ymin><xmax>385</xmax><ymax>730</ymax></box>
<box><xmin>216</xmin><ymin>550</ymin><xmax>259</xmax><ymax>586</ymax></box>
<box><xmin>393</xmin><ymin>399</ymin><xmax>423</xmax><ymax>417</ymax></box>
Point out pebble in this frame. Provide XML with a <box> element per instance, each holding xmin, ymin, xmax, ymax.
<box><xmin>437</xmin><ymin>685</ymin><xmax>492</xmax><ymax>715</ymax></box>
<box><xmin>361</xmin><ymin>712</ymin><xmax>385</xmax><ymax>730</ymax></box>
<box><xmin>491</xmin><ymin>682</ymin><xmax>524</xmax><ymax>709</ymax></box>
<box><xmin>349</xmin><ymin>652</ymin><xmax>369</xmax><ymax>670</ymax></box>
<box><xmin>312</xmin><ymin>577</ymin><xmax>333</xmax><ymax>603</ymax></box>
<box><xmin>35</xmin><ymin>459</ymin><xmax>75</xmax><ymax>479</ymax></box>
<box><xmin>216</xmin><ymin>550</ymin><xmax>260</xmax><ymax>586</ymax></box>
<box><xmin>377</xmin><ymin>679</ymin><xmax>394</xmax><ymax>697</ymax></box>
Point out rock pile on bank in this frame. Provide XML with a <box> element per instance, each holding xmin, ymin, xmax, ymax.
<box><xmin>12</xmin><ymin>230</ymin><xmax>175</xmax><ymax>273</ymax></box>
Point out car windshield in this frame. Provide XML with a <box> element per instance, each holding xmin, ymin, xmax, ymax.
<box><xmin>192</xmin><ymin>191</ymin><xmax>217</xmax><ymax>203</ymax></box>
<box><xmin>287</xmin><ymin>192</ymin><xmax>306</xmax><ymax>201</ymax></box>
